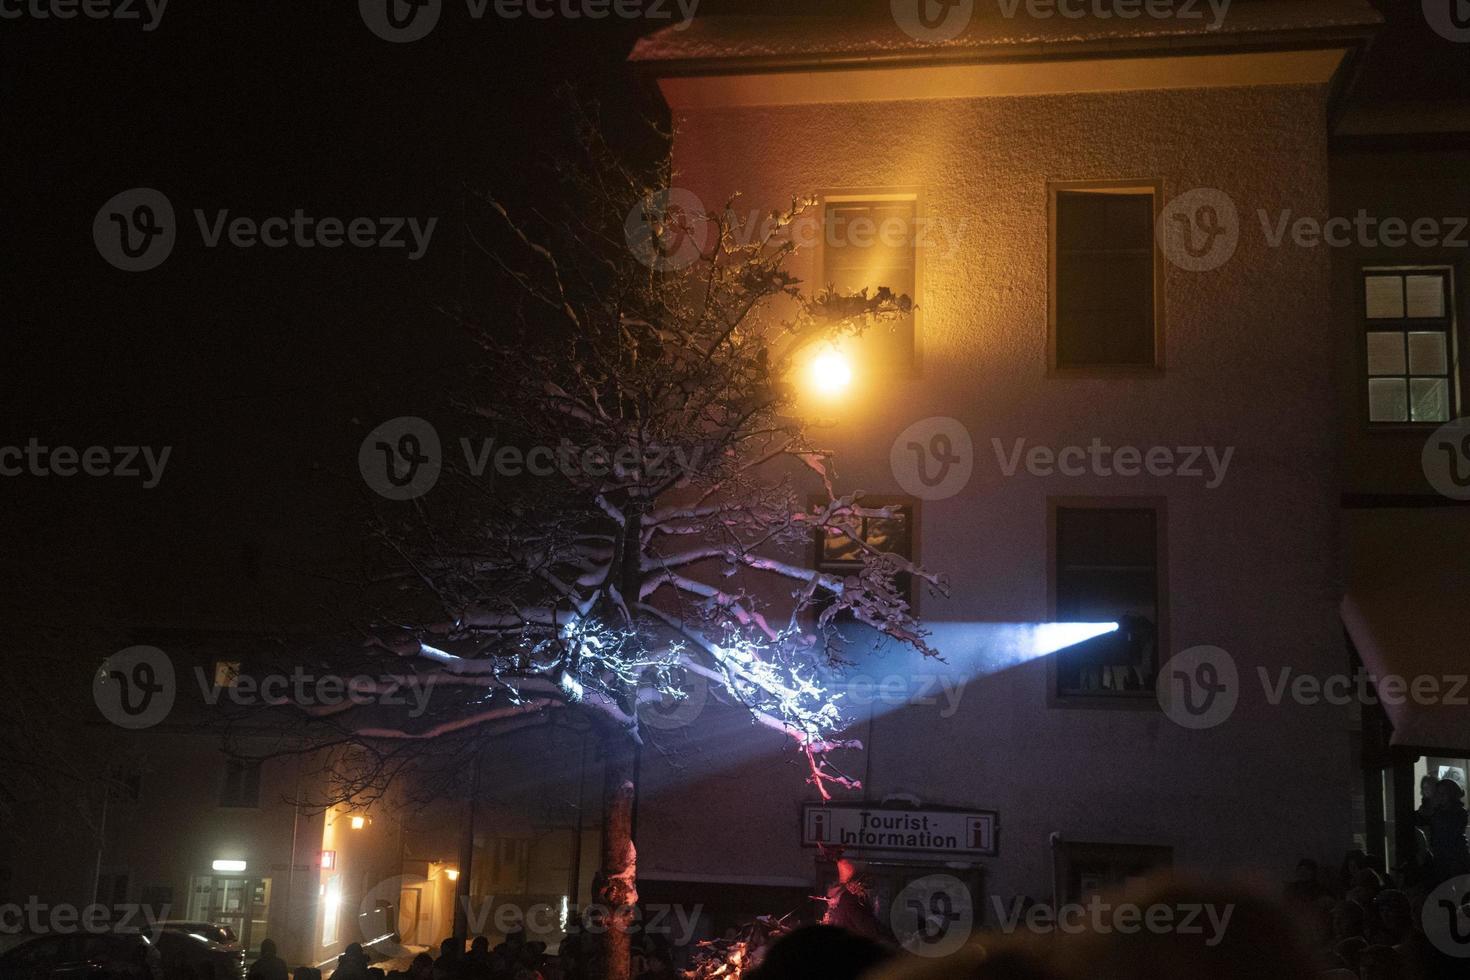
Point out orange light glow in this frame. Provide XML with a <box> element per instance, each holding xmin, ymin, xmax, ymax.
<box><xmin>809</xmin><ymin>348</ymin><xmax>853</xmax><ymax>397</ymax></box>
<box><xmin>350</xmin><ymin>815</ymin><xmax>366</xmax><ymax>830</ymax></box>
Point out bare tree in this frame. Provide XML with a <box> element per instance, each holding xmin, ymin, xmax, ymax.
<box><xmin>239</xmin><ymin>101</ymin><xmax>947</xmax><ymax>980</ymax></box>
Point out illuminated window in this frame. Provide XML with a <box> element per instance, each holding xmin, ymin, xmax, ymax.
<box><xmin>1050</xmin><ymin>183</ymin><xmax>1160</xmax><ymax>370</ymax></box>
<box><xmin>219</xmin><ymin>758</ymin><xmax>261</xmax><ymax>808</ymax></box>
<box><xmin>1363</xmin><ymin>269</ymin><xmax>1458</xmax><ymax>424</ymax></box>
<box><xmin>814</xmin><ymin>499</ymin><xmax>916</xmax><ymax>612</ymax></box>
<box><xmin>213</xmin><ymin>660</ymin><xmax>241</xmax><ymax>688</ymax></box>
<box><xmin>822</xmin><ymin>199</ymin><xmax>917</xmax><ymax>370</ymax></box>
<box><xmin>1050</xmin><ymin>503</ymin><xmax>1163</xmax><ymax>701</ymax></box>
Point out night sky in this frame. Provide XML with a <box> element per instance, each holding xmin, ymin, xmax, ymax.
<box><xmin>2</xmin><ymin>0</ymin><xmax>1459</xmax><ymax>637</ymax></box>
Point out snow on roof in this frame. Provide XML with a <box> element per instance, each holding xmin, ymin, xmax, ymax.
<box><xmin>630</xmin><ymin>0</ymin><xmax>1381</xmax><ymax>70</ymax></box>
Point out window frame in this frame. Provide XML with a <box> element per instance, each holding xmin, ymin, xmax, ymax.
<box><xmin>1046</xmin><ymin>496</ymin><xmax>1169</xmax><ymax>710</ymax></box>
<box><xmin>815</xmin><ymin>187</ymin><xmax>925</xmax><ymax>378</ymax></box>
<box><xmin>218</xmin><ymin>758</ymin><xmax>262</xmax><ymax>809</ymax></box>
<box><xmin>1359</xmin><ymin>266</ymin><xmax>1462</xmax><ymax>428</ymax></box>
<box><xmin>810</xmin><ymin>494</ymin><xmax>921</xmax><ymax>617</ymax></box>
<box><xmin>1047</xmin><ymin>179</ymin><xmax>1166</xmax><ymax>377</ymax></box>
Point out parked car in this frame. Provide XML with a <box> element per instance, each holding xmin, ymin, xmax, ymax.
<box><xmin>0</xmin><ymin>932</ymin><xmax>163</xmax><ymax>980</ymax></box>
<box><xmin>151</xmin><ymin>925</ymin><xmax>244</xmax><ymax>980</ymax></box>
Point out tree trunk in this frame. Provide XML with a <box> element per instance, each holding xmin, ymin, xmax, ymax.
<box><xmin>592</xmin><ymin>739</ymin><xmax>637</xmax><ymax>980</ymax></box>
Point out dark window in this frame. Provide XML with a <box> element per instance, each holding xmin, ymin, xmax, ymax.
<box><xmin>1363</xmin><ymin>269</ymin><xmax>1458</xmax><ymax>423</ymax></box>
<box><xmin>219</xmin><ymin>759</ymin><xmax>261</xmax><ymax>808</ymax></box>
<box><xmin>823</xmin><ymin>200</ymin><xmax>917</xmax><ymax>369</ymax></box>
<box><xmin>1053</xmin><ymin>506</ymin><xmax>1161</xmax><ymax>699</ymax></box>
<box><xmin>1054</xmin><ymin>189</ymin><xmax>1156</xmax><ymax>368</ymax></box>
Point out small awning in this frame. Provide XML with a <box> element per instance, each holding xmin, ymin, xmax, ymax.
<box><xmin>1341</xmin><ymin>507</ymin><xmax>1470</xmax><ymax>753</ymax></box>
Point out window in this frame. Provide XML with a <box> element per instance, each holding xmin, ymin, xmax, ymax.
<box><xmin>219</xmin><ymin>759</ymin><xmax>261</xmax><ymax>808</ymax></box>
<box><xmin>213</xmin><ymin>660</ymin><xmax>242</xmax><ymax>688</ymax></box>
<box><xmin>1363</xmin><ymin>269</ymin><xmax>1459</xmax><ymax>424</ymax></box>
<box><xmin>1050</xmin><ymin>503</ymin><xmax>1163</xmax><ymax>701</ymax></box>
<box><xmin>1050</xmin><ymin>183</ymin><xmax>1160</xmax><ymax>370</ymax></box>
<box><xmin>814</xmin><ymin>500</ymin><xmax>916</xmax><ymax>611</ymax></box>
<box><xmin>822</xmin><ymin>198</ymin><xmax>918</xmax><ymax>370</ymax></box>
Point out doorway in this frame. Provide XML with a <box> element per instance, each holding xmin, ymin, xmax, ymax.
<box><xmin>187</xmin><ymin>876</ymin><xmax>273</xmax><ymax>951</ymax></box>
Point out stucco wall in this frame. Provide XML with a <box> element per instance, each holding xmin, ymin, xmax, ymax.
<box><xmin>639</xmin><ymin>81</ymin><xmax>1353</xmax><ymax>905</ymax></box>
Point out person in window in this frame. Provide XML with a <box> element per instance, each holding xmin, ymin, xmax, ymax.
<box><xmin>1416</xmin><ymin>777</ymin><xmax>1470</xmax><ymax>885</ymax></box>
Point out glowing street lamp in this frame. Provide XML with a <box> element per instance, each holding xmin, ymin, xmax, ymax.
<box><xmin>809</xmin><ymin>348</ymin><xmax>853</xmax><ymax>396</ymax></box>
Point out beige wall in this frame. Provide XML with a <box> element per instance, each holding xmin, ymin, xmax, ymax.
<box><xmin>640</xmin><ymin>80</ymin><xmax>1353</xmax><ymax>904</ymax></box>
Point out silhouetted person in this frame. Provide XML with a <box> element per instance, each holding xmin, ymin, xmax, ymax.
<box><xmin>1284</xmin><ymin>858</ymin><xmax>1327</xmax><ymax>906</ymax></box>
<box><xmin>1417</xmin><ymin>778</ymin><xmax>1470</xmax><ymax>885</ymax></box>
<box><xmin>248</xmin><ymin>940</ymin><xmax>288</xmax><ymax>980</ymax></box>
<box><xmin>334</xmin><ymin>944</ymin><xmax>369</xmax><ymax>980</ymax></box>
